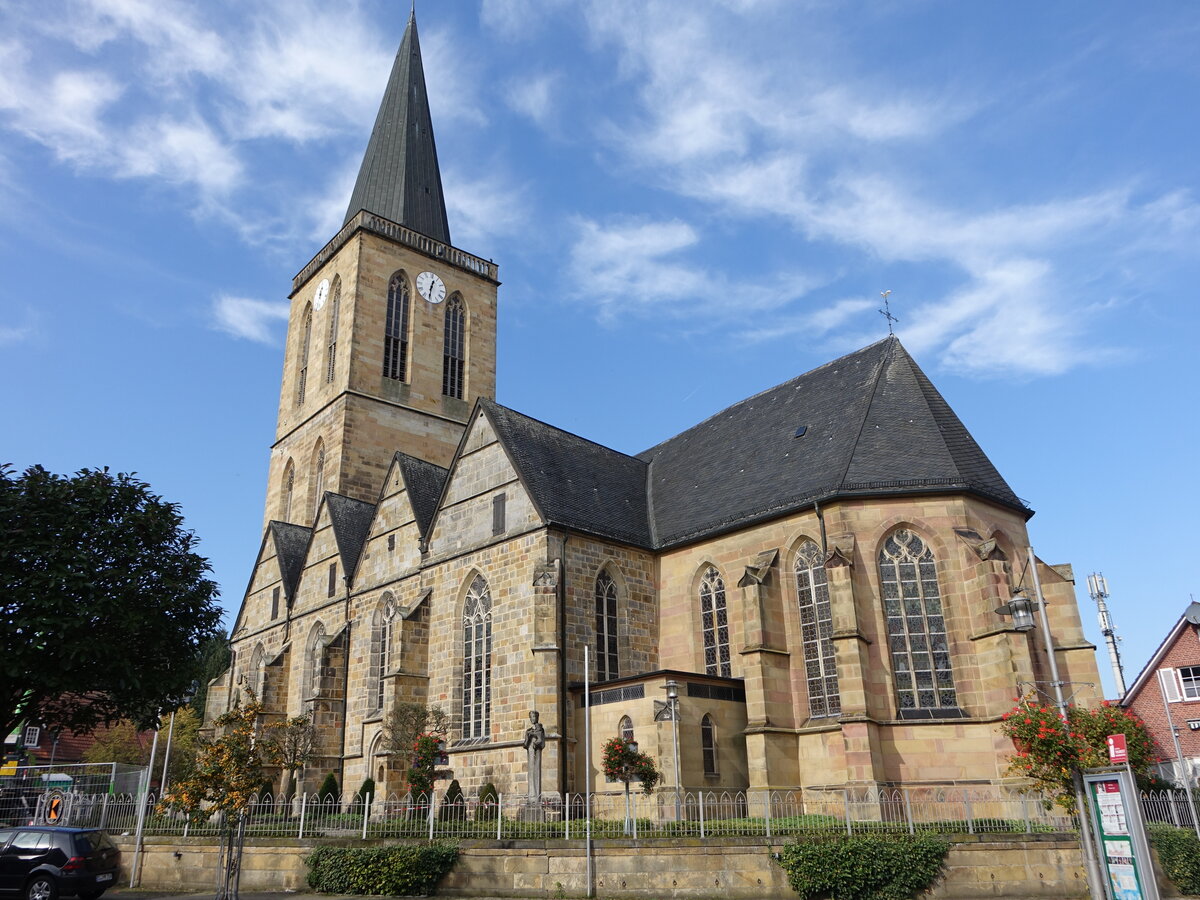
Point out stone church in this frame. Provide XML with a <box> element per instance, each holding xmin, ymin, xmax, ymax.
<box><xmin>206</xmin><ymin>12</ymin><xmax>1102</xmax><ymax>799</ymax></box>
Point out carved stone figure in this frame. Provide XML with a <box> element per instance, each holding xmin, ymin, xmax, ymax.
<box><xmin>522</xmin><ymin>710</ymin><xmax>546</xmax><ymax>800</ymax></box>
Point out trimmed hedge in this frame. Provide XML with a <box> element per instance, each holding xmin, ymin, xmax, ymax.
<box><xmin>1147</xmin><ymin>823</ymin><xmax>1200</xmax><ymax>896</ymax></box>
<box><xmin>775</xmin><ymin>833</ymin><xmax>950</xmax><ymax>900</ymax></box>
<box><xmin>306</xmin><ymin>842</ymin><xmax>459</xmax><ymax>896</ymax></box>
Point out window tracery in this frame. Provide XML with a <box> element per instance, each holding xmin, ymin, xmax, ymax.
<box><xmin>878</xmin><ymin>529</ymin><xmax>957</xmax><ymax>712</ymax></box>
<box><xmin>297</xmin><ymin>305</ymin><xmax>312</xmax><ymax>405</ymax></box>
<box><xmin>462</xmin><ymin>575</ymin><xmax>492</xmax><ymax>740</ymax></box>
<box><xmin>795</xmin><ymin>540</ymin><xmax>840</xmax><ymax>717</ymax></box>
<box><xmin>442</xmin><ymin>294</ymin><xmax>465</xmax><ymax>399</ymax></box>
<box><xmin>595</xmin><ymin>570</ymin><xmax>619</xmax><ymax>681</ymax></box>
<box><xmin>699</xmin><ymin>567</ymin><xmax>731</xmax><ymax>677</ymax></box>
<box><xmin>325</xmin><ymin>276</ymin><xmax>340</xmax><ymax>384</ymax></box>
<box><xmin>384</xmin><ymin>272</ymin><xmax>410</xmax><ymax>381</ymax></box>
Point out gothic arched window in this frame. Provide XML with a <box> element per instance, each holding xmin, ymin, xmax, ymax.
<box><xmin>249</xmin><ymin>644</ymin><xmax>266</xmax><ymax>701</ymax></box>
<box><xmin>325</xmin><ymin>276</ymin><xmax>340</xmax><ymax>384</ymax></box>
<box><xmin>383</xmin><ymin>271</ymin><xmax>410</xmax><ymax>381</ymax></box>
<box><xmin>297</xmin><ymin>304</ymin><xmax>313</xmax><ymax>406</ymax></box>
<box><xmin>701</xmin><ymin>714</ymin><xmax>718</xmax><ymax>775</ymax></box>
<box><xmin>306</xmin><ymin>622</ymin><xmax>326</xmax><ymax>700</ymax></box>
<box><xmin>595</xmin><ymin>570</ymin><xmax>619</xmax><ymax>681</ymax></box>
<box><xmin>371</xmin><ymin>594</ymin><xmax>397</xmax><ymax>713</ymax></box>
<box><xmin>879</xmin><ymin>529</ymin><xmax>957</xmax><ymax>712</ymax></box>
<box><xmin>699</xmin><ymin>567</ymin><xmax>730</xmax><ymax>677</ymax></box>
<box><xmin>442</xmin><ymin>294</ymin><xmax>465</xmax><ymax>399</ymax></box>
<box><xmin>619</xmin><ymin>715</ymin><xmax>634</xmax><ymax>743</ymax></box>
<box><xmin>312</xmin><ymin>441</ymin><xmax>325</xmax><ymax>519</ymax></box>
<box><xmin>282</xmin><ymin>459</ymin><xmax>295</xmax><ymax>523</ymax></box>
<box><xmin>462</xmin><ymin>575</ymin><xmax>493</xmax><ymax>740</ymax></box>
<box><xmin>795</xmin><ymin>540</ymin><xmax>840</xmax><ymax>718</ymax></box>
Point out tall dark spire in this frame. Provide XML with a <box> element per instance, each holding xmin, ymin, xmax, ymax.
<box><xmin>344</xmin><ymin>11</ymin><xmax>451</xmax><ymax>244</ymax></box>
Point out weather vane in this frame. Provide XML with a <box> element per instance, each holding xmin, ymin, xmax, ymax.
<box><xmin>879</xmin><ymin>290</ymin><xmax>898</xmax><ymax>335</ymax></box>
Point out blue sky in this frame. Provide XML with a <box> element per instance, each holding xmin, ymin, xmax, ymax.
<box><xmin>2</xmin><ymin>0</ymin><xmax>1197</xmax><ymax>699</ymax></box>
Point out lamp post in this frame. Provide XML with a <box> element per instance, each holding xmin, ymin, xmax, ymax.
<box><xmin>995</xmin><ymin>546</ymin><xmax>1105</xmax><ymax>900</ymax></box>
<box><xmin>622</xmin><ymin>739</ymin><xmax>639</xmax><ymax>836</ymax></box>
<box><xmin>664</xmin><ymin>680</ymin><xmax>682</xmax><ymax>821</ymax></box>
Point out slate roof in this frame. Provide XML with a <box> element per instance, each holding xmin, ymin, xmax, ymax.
<box><xmin>640</xmin><ymin>336</ymin><xmax>1028</xmax><ymax>548</ymax></box>
<box><xmin>343</xmin><ymin>11</ymin><xmax>451</xmax><ymax>244</ymax></box>
<box><xmin>325</xmin><ymin>493</ymin><xmax>377</xmax><ymax>579</ymax></box>
<box><xmin>469</xmin><ymin>338</ymin><xmax>1025</xmax><ymax>551</ymax></box>
<box><xmin>480</xmin><ymin>399</ymin><xmax>653</xmax><ymax>548</ymax></box>
<box><xmin>393</xmin><ymin>452</ymin><xmax>448</xmax><ymax>536</ymax></box>
<box><xmin>269</xmin><ymin>521</ymin><xmax>312</xmax><ymax>600</ymax></box>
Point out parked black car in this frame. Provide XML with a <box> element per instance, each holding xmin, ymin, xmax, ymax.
<box><xmin>0</xmin><ymin>827</ymin><xmax>120</xmax><ymax>900</ymax></box>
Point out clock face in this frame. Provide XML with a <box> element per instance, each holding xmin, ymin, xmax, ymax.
<box><xmin>416</xmin><ymin>271</ymin><xmax>446</xmax><ymax>304</ymax></box>
<box><xmin>313</xmin><ymin>279</ymin><xmax>330</xmax><ymax>311</ymax></box>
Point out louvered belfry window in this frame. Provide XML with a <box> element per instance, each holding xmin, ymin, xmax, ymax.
<box><xmin>325</xmin><ymin>277</ymin><xmax>340</xmax><ymax>384</ymax></box>
<box><xmin>462</xmin><ymin>575</ymin><xmax>493</xmax><ymax>740</ymax></box>
<box><xmin>595</xmin><ymin>570</ymin><xmax>619</xmax><ymax>681</ymax></box>
<box><xmin>297</xmin><ymin>306</ymin><xmax>312</xmax><ymax>405</ymax></box>
<box><xmin>442</xmin><ymin>294</ymin><xmax>465</xmax><ymax>399</ymax></box>
<box><xmin>384</xmin><ymin>272</ymin><xmax>410</xmax><ymax>381</ymax></box>
<box><xmin>795</xmin><ymin>540</ymin><xmax>840</xmax><ymax>717</ymax></box>
<box><xmin>700</xmin><ymin>567</ymin><xmax>731</xmax><ymax>677</ymax></box>
<box><xmin>879</xmin><ymin>529</ymin><xmax>957</xmax><ymax>711</ymax></box>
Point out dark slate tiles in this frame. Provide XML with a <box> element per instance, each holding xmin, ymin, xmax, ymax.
<box><xmin>394</xmin><ymin>453</ymin><xmax>448</xmax><ymax>536</ymax></box>
<box><xmin>269</xmin><ymin>521</ymin><xmax>312</xmax><ymax>600</ymax></box>
<box><xmin>325</xmin><ymin>493</ymin><xmax>377</xmax><ymax>579</ymax></box>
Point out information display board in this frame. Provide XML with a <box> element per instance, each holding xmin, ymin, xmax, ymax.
<box><xmin>1084</xmin><ymin>769</ymin><xmax>1159</xmax><ymax>900</ymax></box>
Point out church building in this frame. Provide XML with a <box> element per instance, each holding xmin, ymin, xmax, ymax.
<box><xmin>206</xmin><ymin>12</ymin><xmax>1102</xmax><ymax>799</ymax></box>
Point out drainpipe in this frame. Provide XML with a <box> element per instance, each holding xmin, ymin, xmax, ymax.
<box><xmin>557</xmin><ymin>533</ymin><xmax>570</xmax><ymax>797</ymax></box>
<box><xmin>814</xmin><ymin>499</ymin><xmax>828</xmax><ymax>556</ymax></box>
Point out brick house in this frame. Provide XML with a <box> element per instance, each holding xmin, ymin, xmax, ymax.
<box><xmin>205</xmin><ymin>11</ymin><xmax>1103</xmax><ymax>799</ymax></box>
<box><xmin>1120</xmin><ymin>601</ymin><xmax>1200</xmax><ymax>787</ymax></box>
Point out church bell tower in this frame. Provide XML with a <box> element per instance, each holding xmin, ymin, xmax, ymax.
<box><xmin>265</xmin><ymin>11</ymin><xmax>499</xmax><ymax>527</ymax></box>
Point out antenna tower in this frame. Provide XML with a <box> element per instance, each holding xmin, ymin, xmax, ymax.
<box><xmin>1086</xmin><ymin>572</ymin><xmax>1127</xmax><ymax>699</ymax></box>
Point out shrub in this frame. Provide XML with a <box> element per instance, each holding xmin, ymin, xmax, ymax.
<box><xmin>306</xmin><ymin>842</ymin><xmax>459</xmax><ymax>896</ymax></box>
<box><xmin>357</xmin><ymin>778</ymin><xmax>376</xmax><ymax>805</ymax></box>
<box><xmin>775</xmin><ymin>833</ymin><xmax>949</xmax><ymax>900</ymax></box>
<box><xmin>317</xmin><ymin>772</ymin><xmax>340</xmax><ymax>801</ymax></box>
<box><xmin>1148</xmin><ymin>824</ymin><xmax>1200</xmax><ymax>896</ymax></box>
<box><xmin>439</xmin><ymin>779</ymin><xmax>466</xmax><ymax>822</ymax></box>
<box><xmin>476</xmin><ymin>782</ymin><xmax>499</xmax><ymax>821</ymax></box>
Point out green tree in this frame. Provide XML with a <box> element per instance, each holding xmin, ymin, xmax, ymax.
<box><xmin>260</xmin><ymin>713</ymin><xmax>316</xmax><ymax>799</ymax></box>
<box><xmin>161</xmin><ymin>700</ymin><xmax>266</xmax><ymax>900</ymax></box>
<box><xmin>0</xmin><ymin>464</ymin><xmax>222</xmax><ymax>738</ymax></box>
<box><xmin>81</xmin><ymin>721</ymin><xmax>151</xmax><ymax>767</ymax></box>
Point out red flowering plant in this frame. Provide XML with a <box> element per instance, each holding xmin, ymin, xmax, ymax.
<box><xmin>407</xmin><ymin>733</ymin><xmax>450</xmax><ymax>799</ymax></box>
<box><xmin>601</xmin><ymin>736</ymin><xmax>660</xmax><ymax>795</ymax></box>
<box><xmin>999</xmin><ymin>695</ymin><xmax>1165</xmax><ymax>810</ymax></box>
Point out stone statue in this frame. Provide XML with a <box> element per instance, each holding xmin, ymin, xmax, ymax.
<box><xmin>522</xmin><ymin>710</ymin><xmax>546</xmax><ymax>800</ymax></box>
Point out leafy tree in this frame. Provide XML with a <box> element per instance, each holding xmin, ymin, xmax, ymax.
<box><xmin>381</xmin><ymin>702</ymin><xmax>449</xmax><ymax>767</ymax></box>
<box><xmin>999</xmin><ymin>696</ymin><xmax>1164</xmax><ymax>810</ymax></box>
<box><xmin>160</xmin><ymin>699</ymin><xmax>266</xmax><ymax>900</ymax></box>
<box><xmin>81</xmin><ymin>722</ymin><xmax>151</xmax><ymax>767</ymax></box>
<box><xmin>163</xmin><ymin>706</ymin><xmax>203</xmax><ymax>787</ymax></box>
<box><xmin>0</xmin><ymin>464</ymin><xmax>222</xmax><ymax>739</ymax></box>
<box><xmin>260</xmin><ymin>713</ymin><xmax>316</xmax><ymax>799</ymax></box>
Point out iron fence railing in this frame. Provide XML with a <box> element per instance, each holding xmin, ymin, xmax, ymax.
<box><xmin>32</xmin><ymin>786</ymin><xmax>1092</xmax><ymax>840</ymax></box>
<box><xmin>1139</xmin><ymin>788</ymin><xmax>1199</xmax><ymax>829</ymax></box>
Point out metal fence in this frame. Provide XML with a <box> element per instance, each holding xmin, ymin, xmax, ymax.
<box><xmin>1140</xmin><ymin>789</ymin><xmax>1199</xmax><ymax>829</ymax></box>
<box><xmin>44</xmin><ymin>786</ymin><xmax>1085</xmax><ymax>841</ymax></box>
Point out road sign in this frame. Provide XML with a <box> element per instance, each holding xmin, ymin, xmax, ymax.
<box><xmin>1107</xmin><ymin>733</ymin><xmax>1128</xmax><ymax>764</ymax></box>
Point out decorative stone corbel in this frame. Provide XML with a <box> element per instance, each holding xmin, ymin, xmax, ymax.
<box><xmin>824</xmin><ymin>534</ymin><xmax>855</xmax><ymax>568</ymax></box>
<box><xmin>954</xmin><ymin>527</ymin><xmax>1005</xmax><ymax>561</ymax></box>
<box><xmin>738</xmin><ymin>549</ymin><xmax>779</xmax><ymax>587</ymax></box>
<box><xmin>532</xmin><ymin>560</ymin><xmax>560</xmax><ymax>589</ymax></box>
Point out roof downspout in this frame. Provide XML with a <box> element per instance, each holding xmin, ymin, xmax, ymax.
<box><xmin>557</xmin><ymin>533</ymin><xmax>569</xmax><ymax>797</ymax></box>
<box><xmin>815</xmin><ymin>499</ymin><xmax>828</xmax><ymax>556</ymax></box>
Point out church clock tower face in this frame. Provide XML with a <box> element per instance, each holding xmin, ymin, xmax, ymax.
<box><xmin>415</xmin><ymin>271</ymin><xmax>446</xmax><ymax>304</ymax></box>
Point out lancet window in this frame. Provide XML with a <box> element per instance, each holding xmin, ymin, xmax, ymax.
<box><xmin>795</xmin><ymin>540</ymin><xmax>840</xmax><ymax>717</ymax></box>
<box><xmin>879</xmin><ymin>529</ymin><xmax>957</xmax><ymax>712</ymax></box>
<box><xmin>701</xmin><ymin>714</ymin><xmax>718</xmax><ymax>775</ymax></box>
<box><xmin>595</xmin><ymin>570</ymin><xmax>619</xmax><ymax>681</ymax></box>
<box><xmin>442</xmin><ymin>294</ymin><xmax>465</xmax><ymax>399</ymax></box>
<box><xmin>462</xmin><ymin>575</ymin><xmax>493</xmax><ymax>740</ymax></box>
<box><xmin>371</xmin><ymin>594</ymin><xmax>397</xmax><ymax>713</ymax></box>
<box><xmin>383</xmin><ymin>272</ymin><xmax>410</xmax><ymax>381</ymax></box>
<box><xmin>297</xmin><ymin>304</ymin><xmax>312</xmax><ymax>405</ymax></box>
<box><xmin>325</xmin><ymin>277</ymin><xmax>340</xmax><ymax>384</ymax></box>
<box><xmin>699</xmin><ymin>567</ymin><xmax>731</xmax><ymax>677</ymax></box>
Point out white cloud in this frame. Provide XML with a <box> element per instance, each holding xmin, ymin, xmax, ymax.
<box><xmin>569</xmin><ymin>216</ymin><xmax>819</xmax><ymax>323</ymax></box>
<box><xmin>212</xmin><ymin>295</ymin><xmax>290</xmax><ymax>344</ymax></box>
<box><xmin>506</xmin><ymin>73</ymin><xmax>558</xmax><ymax>125</ymax></box>
<box><xmin>443</xmin><ymin>168</ymin><xmax>529</xmax><ymax>248</ymax></box>
<box><xmin>481</xmin><ymin>0</ymin><xmax>572</xmax><ymax>41</ymax></box>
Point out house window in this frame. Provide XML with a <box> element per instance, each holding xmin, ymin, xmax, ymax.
<box><xmin>442</xmin><ymin>294</ymin><xmax>465</xmax><ymax>399</ymax></box>
<box><xmin>699</xmin><ymin>567</ymin><xmax>731</xmax><ymax>678</ymax></box>
<box><xmin>795</xmin><ymin>540</ymin><xmax>839</xmax><ymax>718</ymax></box>
<box><xmin>21</xmin><ymin>726</ymin><xmax>40</xmax><ymax>748</ymax></box>
<box><xmin>701</xmin><ymin>714</ymin><xmax>718</xmax><ymax>775</ymax></box>
<box><xmin>327</xmin><ymin>562</ymin><xmax>337</xmax><ymax>598</ymax></box>
<box><xmin>325</xmin><ymin>276</ymin><xmax>340</xmax><ymax>383</ymax></box>
<box><xmin>492</xmin><ymin>493</ymin><xmax>506</xmax><ymax>536</ymax></box>
<box><xmin>1163</xmin><ymin>667</ymin><xmax>1200</xmax><ymax>702</ymax></box>
<box><xmin>879</xmin><ymin>529</ymin><xmax>957</xmax><ymax>712</ymax></box>
<box><xmin>371</xmin><ymin>595</ymin><xmax>397</xmax><ymax>712</ymax></box>
<box><xmin>384</xmin><ymin>271</ymin><xmax>410</xmax><ymax>381</ymax></box>
<box><xmin>595</xmin><ymin>570</ymin><xmax>619</xmax><ymax>681</ymax></box>
<box><xmin>297</xmin><ymin>304</ymin><xmax>312</xmax><ymax>405</ymax></box>
<box><xmin>462</xmin><ymin>575</ymin><xmax>493</xmax><ymax>740</ymax></box>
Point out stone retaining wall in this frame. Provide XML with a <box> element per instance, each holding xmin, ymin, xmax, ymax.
<box><xmin>115</xmin><ymin>834</ymin><xmax>1090</xmax><ymax>899</ymax></box>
